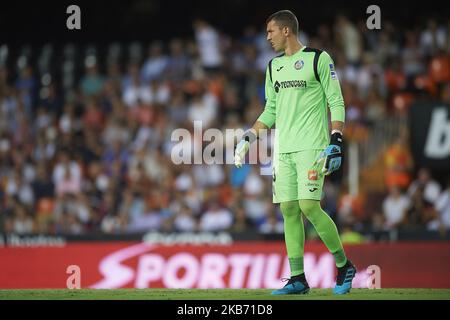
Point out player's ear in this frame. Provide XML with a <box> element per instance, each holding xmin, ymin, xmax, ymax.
<box><xmin>283</xmin><ymin>26</ymin><xmax>289</xmax><ymax>36</ymax></box>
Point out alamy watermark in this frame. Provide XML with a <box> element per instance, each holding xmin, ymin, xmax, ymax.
<box><xmin>66</xmin><ymin>265</ymin><xmax>81</xmax><ymax>289</ymax></box>
<box><xmin>66</xmin><ymin>5</ymin><xmax>81</xmax><ymax>30</ymax></box>
<box><xmin>366</xmin><ymin>264</ymin><xmax>382</xmax><ymax>289</ymax></box>
<box><xmin>170</xmin><ymin>121</ymin><xmax>275</xmax><ymax>175</ymax></box>
<box><xmin>366</xmin><ymin>5</ymin><xmax>381</xmax><ymax>30</ymax></box>
<box><xmin>66</xmin><ymin>6</ymin><xmax>380</xmax><ymax>32</ymax></box>
<box><xmin>65</xmin><ymin>262</ymin><xmax>380</xmax><ymax>289</ymax></box>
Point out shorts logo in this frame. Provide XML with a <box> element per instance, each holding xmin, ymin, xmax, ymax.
<box><xmin>308</xmin><ymin>170</ymin><xmax>318</xmax><ymax>181</ymax></box>
<box><xmin>294</xmin><ymin>60</ymin><xmax>304</xmax><ymax>70</ymax></box>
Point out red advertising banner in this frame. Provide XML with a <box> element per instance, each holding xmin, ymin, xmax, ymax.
<box><xmin>0</xmin><ymin>241</ymin><xmax>449</xmax><ymax>289</ymax></box>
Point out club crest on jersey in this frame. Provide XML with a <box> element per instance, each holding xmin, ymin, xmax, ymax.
<box><xmin>294</xmin><ymin>60</ymin><xmax>304</xmax><ymax>70</ymax></box>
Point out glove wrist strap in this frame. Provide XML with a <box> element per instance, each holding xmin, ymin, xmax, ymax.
<box><xmin>331</xmin><ymin>129</ymin><xmax>342</xmax><ymax>135</ymax></box>
<box><xmin>242</xmin><ymin>129</ymin><xmax>258</xmax><ymax>144</ymax></box>
<box><xmin>330</xmin><ymin>132</ymin><xmax>343</xmax><ymax>147</ymax></box>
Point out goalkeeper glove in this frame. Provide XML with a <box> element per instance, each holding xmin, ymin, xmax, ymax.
<box><xmin>234</xmin><ymin>130</ymin><xmax>257</xmax><ymax>168</ymax></box>
<box><xmin>313</xmin><ymin>131</ymin><xmax>343</xmax><ymax>176</ymax></box>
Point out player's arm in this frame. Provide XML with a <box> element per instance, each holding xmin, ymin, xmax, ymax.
<box><xmin>314</xmin><ymin>51</ymin><xmax>346</xmax><ymax>175</ymax></box>
<box><xmin>255</xmin><ymin>63</ymin><xmax>277</xmax><ymax>131</ymax></box>
<box><xmin>318</xmin><ymin>51</ymin><xmax>345</xmax><ymax>127</ymax></box>
<box><xmin>331</xmin><ymin>121</ymin><xmax>344</xmax><ymax>135</ymax></box>
<box><xmin>234</xmin><ymin>65</ymin><xmax>276</xmax><ymax>167</ymax></box>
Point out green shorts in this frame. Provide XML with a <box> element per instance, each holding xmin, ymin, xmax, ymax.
<box><xmin>272</xmin><ymin>150</ymin><xmax>324</xmax><ymax>203</ymax></box>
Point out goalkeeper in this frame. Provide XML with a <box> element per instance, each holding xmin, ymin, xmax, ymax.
<box><xmin>235</xmin><ymin>10</ymin><xmax>356</xmax><ymax>295</ymax></box>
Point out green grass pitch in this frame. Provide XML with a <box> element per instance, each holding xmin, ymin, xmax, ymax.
<box><xmin>0</xmin><ymin>289</ymin><xmax>449</xmax><ymax>300</ymax></box>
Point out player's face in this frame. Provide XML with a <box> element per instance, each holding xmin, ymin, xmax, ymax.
<box><xmin>266</xmin><ymin>20</ymin><xmax>286</xmax><ymax>52</ymax></box>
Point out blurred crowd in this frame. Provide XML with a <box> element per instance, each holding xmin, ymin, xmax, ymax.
<box><xmin>1</xmin><ymin>16</ymin><xmax>450</xmax><ymax>238</ymax></box>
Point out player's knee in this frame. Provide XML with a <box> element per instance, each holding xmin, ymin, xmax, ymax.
<box><xmin>280</xmin><ymin>201</ymin><xmax>300</xmax><ymax>217</ymax></box>
<box><xmin>298</xmin><ymin>199</ymin><xmax>320</xmax><ymax>217</ymax></box>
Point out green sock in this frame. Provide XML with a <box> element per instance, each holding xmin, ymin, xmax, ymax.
<box><xmin>332</xmin><ymin>250</ymin><xmax>348</xmax><ymax>268</ymax></box>
<box><xmin>289</xmin><ymin>257</ymin><xmax>304</xmax><ymax>276</ymax></box>
<box><xmin>299</xmin><ymin>199</ymin><xmax>347</xmax><ymax>268</ymax></box>
<box><xmin>280</xmin><ymin>201</ymin><xmax>305</xmax><ymax>276</ymax></box>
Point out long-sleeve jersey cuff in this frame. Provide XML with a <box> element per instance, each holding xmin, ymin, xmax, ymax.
<box><xmin>257</xmin><ymin>112</ymin><xmax>275</xmax><ymax>128</ymax></box>
<box><xmin>329</xmin><ymin>103</ymin><xmax>345</xmax><ymax>123</ymax></box>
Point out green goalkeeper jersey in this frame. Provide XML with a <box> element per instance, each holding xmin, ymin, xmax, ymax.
<box><xmin>257</xmin><ymin>46</ymin><xmax>345</xmax><ymax>154</ymax></box>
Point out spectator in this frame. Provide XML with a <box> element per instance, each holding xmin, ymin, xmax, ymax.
<box><xmin>193</xmin><ymin>19</ymin><xmax>223</xmax><ymax>71</ymax></box>
<box><xmin>259</xmin><ymin>211</ymin><xmax>284</xmax><ymax>234</ymax></box>
<box><xmin>122</xmin><ymin>75</ymin><xmax>153</xmax><ymax>107</ymax></box>
<box><xmin>173</xmin><ymin>205</ymin><xmax>198</xmax><ymax>232</ymax></box>
<box><xmin>408</xmin><ymin>168</ymin><xmax>441</xmax><ymax>204</ymax></box>
<box><xmin>53</xmin><ymin>194</ymin><xmax>91</xmax><ymax>228</ymax></box>
<box><xmin>335</xmin><ymin>15</ymin><xmax>363</xmax><ymax>65</ymax></box>
<box><xmin>364</xmin><ymin>88</ymin><xmax>387</xmax><ymax>125</ymax></box>
<box><xmin>12</xmin><ymin>204</ymin><xmax>34</xmax><ymax>234</ymax></box>
<box><xmin>56</xmin><ymin>165</ymin><xmax>81</xmax><ymax>197</ymax></box>
<box><xmin>56</xmin><ymin>211</ymin><xmax>84</xmax><ymax>235</ymax></box>
<box><xmin>337</xmin><ymin>191</ymin><xmax>364</xmax><ymax>227</ymax></box>
<box><xmin>127</xmin><ymin>200</ymin><xmax>163</xmax><ymax>233</ymax></box>
<box><xmin>407</xmin><ymin>185</ymin><xmax>438</xmax><ymax>227</ymax></box>
<box><xmin>428</xmin><ymin>49</ymin><xmax>450</xmax><ymax>90</ymax></box>
<box><xmin>429</xmin><ymin>180</ymin><xmax>450</xmax><ymax>233</ymax></box>
<box><xmin>231</xmin><ymin>206</ymin><xmax>253</xmax><ymax>233</ymax></box>
<box><xmin>52</xmin><ymin>149</ymin><xmax>81</xmax><ymax>182</ymax></box>
<box><xmin>187</xmin><ymin>89</ymin><xmax>219</xmax><ymax>129</ymax></box>
<box><xmin>32</xmin><ymin>165</ymin><xmax>55</xmax><ymax>200</ymax></box>
<box><xmin>101</xmin><ymin>212</ymin><xmax>128</xmax><ymax>234</ymax></box>
<box><xmin>15</xmin><ymin>66</ymin><xmax>37</xmax><ymax>117</ymax></box>
<box><xmin>166</xmin><ymin>38</ymin><xmax>191</xmax><ymax>81</ymax></box>
<box><xmin>402</xmin><ymin>30</ymin><xmax>425</xmax><ymax>79</ymax></box>
<box><xmin>199</xmin><ymin>201</ymin><xmax>233</xmax><ymax>232</ymax></box>
<box><xmin>141</xmin><ymin>42</ymin><xmax>169</xmax><ymax>83</ymax></box>
<box><xmin>382</xmin><ymin>186</ymin><xmax>410</xmax><ymax>230</ymax></box>
<box><xmin>80</xmin><ymin>61</ymin><xmax>105</xmax><ymax>97</ymax></box>
<box><xmin>420</xmin><ymin>19</ymin><xmax>448</xmax><ymax>57</ymax></box>
<box><xmin>5</xmin><ymin>170</ymin><xmax>34</xmax><ymax>207</ymax></box>
<box><xmin>167</xmin><ymin>91</ymin><xmax>189</xmax><ymax>126</ymax></box>
<box><xmin>384</xmin><ymin>128</ymin><xmax>414</xmax><ymax>190</ymax></box>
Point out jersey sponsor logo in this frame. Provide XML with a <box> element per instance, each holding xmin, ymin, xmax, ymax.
<box><xmin>274</xmin><ymin>79</ymin><xmax>307</xmax><ymax>93</ymax></box>
<box><xmin>329</xmin><ymin>64</ymin><xmax>338</xmax><ymax>80</ymax></box>
<box><xmin>274</xmin><ymin>81</ymin><xmax>281</xmax><ymax>93</ymax></box>
<box><xmin>309</xmin><ymin>188</ymin><xmax>318</xmax><ymax>192</ymax></box>
<box><xmin>276</xmin><ymin>66</ymin><xmax>284</xmax><ymax>72</ymax></box>
<box><xmin>308</xmin><ymin>170</ymin><xmax>318</xmax><ymax>181</ymax></box>
<box><xmin>294</xmin><ymin>60</ymin><xmax>304</xmax><ymax>70</ymax></box>
<box><xmin>275</xmin><ymin>80</ymin><xmax>307</xmax><ymax>92</ymax></box>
